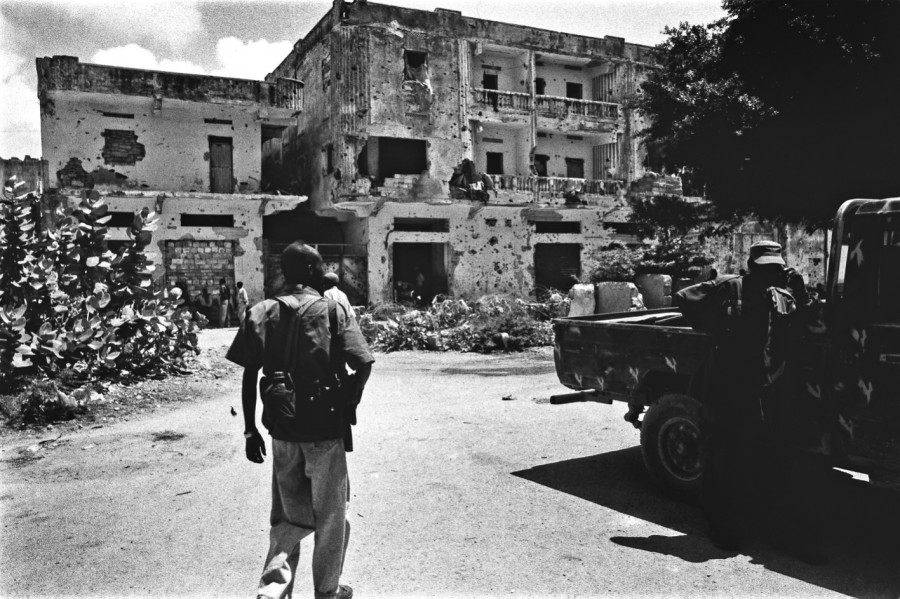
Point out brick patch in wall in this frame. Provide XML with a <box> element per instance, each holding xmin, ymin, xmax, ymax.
<box><xmin>101</xmin><ymin>129</ymin><xmax>146</xmax><ymax>165</ymax></box>
<box><xmin>164</xmin><ymin>240</ymin><xmax>235</xmax><ymax>298</ymax></box>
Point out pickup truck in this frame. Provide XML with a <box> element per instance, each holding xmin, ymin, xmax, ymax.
<box><xmin>552</xmin><ymin>198</ymin><xmax>900</xmax><ymax>498</ymax></box>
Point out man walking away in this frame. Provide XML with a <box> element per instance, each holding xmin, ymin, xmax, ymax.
<box><xmin>226</xmin><ymin>242</ymin><xmax>374</xmax><ymax>599</ymax></box>
<box><xmin>323</xmin><ymin>272</ymin><xmax>355</xmax><ymax>318</ymax></box>
<box><xmin>236</xmin><ymin>281</ymin><xmax>250</xmax><ymax>325</ymax></box>
<box><xmin>218</xmin><ymin>277</ymin><xmax>231</xmax><ymax>328</ymax></box>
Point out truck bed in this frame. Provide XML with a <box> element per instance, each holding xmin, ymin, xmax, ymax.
<box><xmin>552</xmin><ymin>308</ymin><xmax>711</xmax><ymax>404</ymax></box>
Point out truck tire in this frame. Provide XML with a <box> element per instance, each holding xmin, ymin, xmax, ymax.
<box><xmin>640</xmin><ymin>393</ymin><xmax>703</xmax><ymax>499</ymax></box>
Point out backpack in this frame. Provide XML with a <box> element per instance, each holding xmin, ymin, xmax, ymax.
<box><xmin>258</xmin><ymin>294</ymin><xmax>346</xmax><ymax>443</ymax></box>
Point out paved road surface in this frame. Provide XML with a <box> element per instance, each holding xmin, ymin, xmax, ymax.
<box><xmin>2</xmin><ymin>329</ymin><xmax>898</xmax><ymax>597</ymax></box>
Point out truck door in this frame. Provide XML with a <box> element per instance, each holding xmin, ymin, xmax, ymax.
<box><xmin>832</xmin><ymin>206</ymin><xmax>900</xmax><ymax>484</ymax></box>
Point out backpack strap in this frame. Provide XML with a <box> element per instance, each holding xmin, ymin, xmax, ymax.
<box><xmin>272</xmin><ymin>293</ymin><xmax>321</xmax><ymax>374</ymax></box>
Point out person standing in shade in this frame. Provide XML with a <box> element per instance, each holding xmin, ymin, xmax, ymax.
<box><xmin>218</xmin><ymin>277</ymin><xmax>231</xmax><ymax>328</ymax></box>
<box><xmin>226</xmin><ymin>242</ymin><xmax>373</xmax><ymax>599</ymax></box>
<box><xmin>236</xmin><ymin>281</ymin><xmax>250</xmax><ymax>325</ymax></box>
<box><xmin>323</xmin><ymin>272</ymin><xmax>355</xmax><ymax>318</ymax></box>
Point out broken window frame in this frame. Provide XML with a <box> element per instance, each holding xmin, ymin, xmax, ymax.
<box><xmin>322</xmin><ymin>56</ymin><xmax>331</xmax><ymax>90</ymax></box>
<box><xmin>403</xmin><ymin>49</ymin><xmax>429</xmax><ymax>84</ymax></box>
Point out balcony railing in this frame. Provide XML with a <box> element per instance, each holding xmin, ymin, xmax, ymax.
<box><xmin>269</xmin><ymin>77</ymin><xmax>303</xmax><ymax>111</ymax></box>
<box><xmin>485</xmin><ymin>174</ymin><xmax>624</xmax><ymax>196</ymax></box>
<box><xmin>472</xmin><ymin>88</ymin><xmax>532</xmax><ymax>112</ymax></box>
<box><xmin>535</xmin><ymin>95</ymin><xmax>619</xmax><ymax>119</ymax></box>
<box><xmin>471</xmin><ymin>88</ymin><xmax>620</xmax><ymax>120</ymax></box>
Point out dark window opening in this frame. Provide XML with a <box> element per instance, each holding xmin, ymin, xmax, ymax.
<box><xmin>482</xmin><ymin>137</ymin><xmax>504</xmax><ymax>144</ymax></box>
<box><xmin>482</xmin><ymin>73</ymin><xmax>498</xmax><ymax>90</ymax></box>
<box><xmin>322</xmin><ymin>57</ymin><xmax>331</xmax><ymax>89</ymax></box>
<box><xmin>486</xmin><ymin>152</ymin><xmax>504</xmax><ymax>175</ymax></box>
<box><xmin>105</xmin><ymin>212</ymin><xmax>137</xmax><ymax>227</ymax></box>
<box><xmin>565</xmin><ymin>157</ymin><xmax>585</xmax><ymax>179</ymax></box>
<box><xmin>536</xmin><ymin>132</ymin><xmax>548</xmax><ymax>138</ymax></box>
<box><xmin>606</xmin><ymin>222</ymin><xmax>640</xmax><ymax>236</ymax></box>
<box><xmin>393</xmin><ymin>218</ymin><xmax>449</xmax><ymax>232</ymax></box>
<box><xmin>393</xmin><ymin>242</ymin><xmax>447</xmax><ymax>305</ymax></box>
<box><xmin>485</xmin><ymin>218</ymin><xmax>498</xmax><ymax>227</ymax></box>
<box><xmin>102</xmin><ymin>111</ymin><xmax>134</xmax><ymax>119</ymax></box>
<box><xmin>534</xmin><ymin>154</ymin><xmax>549</xmax><ymax>177</ymax></box>
<box><xmin>261</xmin><ymin>125</ymin><xmax>286</xmax><ymax>191</ymax></box>
<box><xmin>566</xmin><ymin>135</ymin><xmax>583</xmax><ymax>141</ymax></box>
<box><xmin>325</xmin><ymin>144</ymin><xmax>334</xmax><ymax>174</ymax></box>
<box><xmin>181</xmin><ymin>214</ymin><xmax>235</xmax><ymax>227</ymax></box>
<box><xmin>370</xmin><ymin>137</ymin><xmax>427</xmax><ymax>184</ymax></box>
<box><xmin>535</xmin><ymin>78</ymin><xmax>546</xmax><ymax>95</ymax></box>
<box><xmin>404</xmin><ymin>50</ymin><xmax>428</xmax><ymax>83</ymax></box>
<box><xmin>535</xmin><ymin>221</ymin><xmax>581</xmax><ymax>234</ymax></box>
<box><xmin>566</xmin><ymin>82</ymin><xmax>583</xmax><ymax>99</ymax></box>
<box><xmin>204</xmin><ymin>118</ymin><xmax>233</xmax><ymax>125</ymax></box>
<box><xmin>564</xmin><ymin>65</ymin><xmax>584</xmax><ymax>71</ymax></box>
<box><xmin>534</xmin><ymin>243</ymin><xmax>581</xmax><ymax>293</ymax></box>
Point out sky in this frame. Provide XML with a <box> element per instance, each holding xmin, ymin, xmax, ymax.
<box><xmin>0</xmin><ymin>0</ymin><xmax>726</xmax><ymax>159</ymax></box>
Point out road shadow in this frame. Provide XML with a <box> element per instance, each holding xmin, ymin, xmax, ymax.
<box><xmin>441</xmin><ymin>364</ymin><xmax>557</xmax><ymax>377</ymax></box>
<box><xmin>512</xmin><ymin>447</ymin><xmax>900</xmax><ymax>598</ymax></box>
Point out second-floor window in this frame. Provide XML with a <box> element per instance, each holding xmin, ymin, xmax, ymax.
<box><xmin>566</xmin><ymin>82</ymin><xmax>583</xmax><ymax>100</ymax></box>
<box><xmin>534</xmin><ymin>154</ymin><xmax>549</xmax><ymax>177</ymax></box>
<box><xmin>565</xmin><ymin>157</ymin><xmax>584</xmax><ymax>179</ymax></box>
<box><xmin>404</xmin><ymin>50</ymin><xmax>428</xmax><ymax>83</ymax></box>
<box><xmin>535</xmin><ymin>78</ymin><xmax>546</xmax><ymax>95</ymax></box>
<box><xmin>486</xmin><ymin>152</ymin><xmax>504</xmax><ymax>175</ymax></box>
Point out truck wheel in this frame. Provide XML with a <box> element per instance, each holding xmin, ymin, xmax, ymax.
<box><xmin>640</xmin><ymin>393</ymin><xmax>703</xmax><ymax>499</ymax></box>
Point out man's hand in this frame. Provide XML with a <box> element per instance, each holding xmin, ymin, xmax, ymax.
<box><xmin>245</xmin><ymin>429</ymin><xmax>266</xmax><ymax>464</ymax></box>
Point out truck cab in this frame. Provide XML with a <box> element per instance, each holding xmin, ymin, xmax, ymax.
<box><xmin>551</xmin><ymin>198</ymin><xmax>900</xmax><ymax>496</ymax></box>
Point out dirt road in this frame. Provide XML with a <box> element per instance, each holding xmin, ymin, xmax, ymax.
<box><xmin>1</xmin><ymin>329</ymin><xmax>898</xmax><ymax>598</ymax></box>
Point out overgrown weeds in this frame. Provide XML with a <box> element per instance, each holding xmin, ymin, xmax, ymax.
<box><xmin>358</xmin><ymin>293</ymin><xmax>568</xmax><ymax>353</ymax></box>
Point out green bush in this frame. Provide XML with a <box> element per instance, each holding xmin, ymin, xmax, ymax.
<box><xmin>0</xmin><ymin>177</ymin><xmax>202</xmax><ymax>401</ymax></box>
<box><xmin>589</xmin><ymin>245</ymin><xmax>643</xmax><ymax>282</ymax></box>
<box><xmin>358</xmin><ymin>294</ymin><xmax>559</xmax><ymax>353</ymax></box>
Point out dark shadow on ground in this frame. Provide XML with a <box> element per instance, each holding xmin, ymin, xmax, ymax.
<box><xmin>512</xmin><ymin>446</ymin><xmax>900</xmax><ymax>598</ymax></box>
<box><xmin>441</xmin><ymin>364</ymin><xmax>557</xmax><ymax>377</ymax></box>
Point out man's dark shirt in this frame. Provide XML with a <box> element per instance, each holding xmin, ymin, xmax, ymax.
<box><xmin>225</xmin><ymin>285</ymin><xmax>374</xmax><ymax>441</ymax></box>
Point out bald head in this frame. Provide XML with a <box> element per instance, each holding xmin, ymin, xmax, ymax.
<box><xmin>281</xmin><ymin>242</ymin><xmax>324</xmax><ymax>289</ymax></box>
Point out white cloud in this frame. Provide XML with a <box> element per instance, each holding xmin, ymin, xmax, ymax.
<box><xmin>90</xmin><ymin>44</ymin><xmax>206</xmax><ymax>74</ymax></box>
<box><xmin>213</xmin><ymin>37</ymin><xmax>294</xmax><ymax>80</ymax></box>
<box><xmin>61</xmin><ymin>1</ymin><xmax>204</xmax><ymax>51</ymax></box>
<box><xmin>0</xmin><ymin>12</ymin><xmax>41</xmax><ymax>158</ymax></box>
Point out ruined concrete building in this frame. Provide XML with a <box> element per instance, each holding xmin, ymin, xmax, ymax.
<box><xmin>36</xmin><ymin>0</ymin><xmax>661</xmax><ymax>305</ymax></box>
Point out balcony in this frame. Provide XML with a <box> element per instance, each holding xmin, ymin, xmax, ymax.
<box><xmin>535</xmin><ymin>95</ymin><xmax>619</xmax><ymax>120</ymax></box>
<box><xmin>485</xmin><ymin>174</ymin><xmax>624</xmax><ymax>199</ymax></box>
<box><xmin>472</xmin><ymin>88</ymin><xmax>531</xmax><ymax>112</ymax></box>
<box><xmin>267</xmin><ymin>77</ymin><xmax>303</xmax><ymax>112</ymax></box>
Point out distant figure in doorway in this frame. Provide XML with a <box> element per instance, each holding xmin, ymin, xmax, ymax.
<box><xmin>323</xmin><ymin>272</ymin><xmax>355</xmax><ymax>318</ymax></box>
<box><xmin>236</xmin><ymin>281</ymin><xmax>250</xmax><ymax>325</ymax></box>
<box><xmin>219</xmin><ymin>277</ymin><xmax>232</xmax><ymax>328</ymax></box>
<box><xmin>197</xmin><ymin>287</ymin><xmax>213</xmax><ymax>324</ymax></box>
<box><xmin>413</xmin><ymin>268</ymin><xmax>427</xmax><ymax>305</ymax></box>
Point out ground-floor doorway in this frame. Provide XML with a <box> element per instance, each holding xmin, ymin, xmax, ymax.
<box><xmin>534</xmin><ymin>243</ymin><xmax>581</xmax><ymax>294</ymax></box>
<box><xmin>393</xmin><ymin>242</ymin><xmax>448</xmax><ymax>305</ymax></box>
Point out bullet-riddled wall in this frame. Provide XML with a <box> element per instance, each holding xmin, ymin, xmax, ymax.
<box><xmin>363</xmin><ymin>202</ymin><xmax>622</xmax><ymax>303</ymax></box>
<box><xmin>59</xmin><ymin>191</ymin><xmax>306</xmax><ymax>305</ymax></box>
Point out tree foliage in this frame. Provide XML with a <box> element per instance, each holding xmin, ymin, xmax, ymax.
<box><xmin>638</xmin><ymin>0</ymin><xmax>900</xmax><ymax>225</ymax></box>
<box><xmin>0</xmin><ymin>178</ymin><xmax>202</xmax><ymax>393</ymax></box>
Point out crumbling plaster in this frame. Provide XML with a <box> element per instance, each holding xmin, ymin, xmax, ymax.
<box><xmin>41</xmin><ymin>92</ymin><xmax>269</xmax><ymax>193</ymax></box>
<box><xmin>58</xmin><ymin>190</ymin><xmax>305</xmax><ymax>305</ymax></box>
